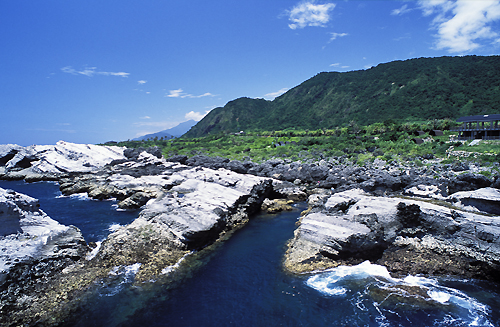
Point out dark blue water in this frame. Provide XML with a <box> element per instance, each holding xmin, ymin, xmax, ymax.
<box><xmin>0</xmin><ymin>180</ymin><xmax>139</xmax><ymax>242</ymax></box>
<box><xmin>2</xmin><ymin>181</ymin><xmax>500</xmax><ymax>327</ymax></box>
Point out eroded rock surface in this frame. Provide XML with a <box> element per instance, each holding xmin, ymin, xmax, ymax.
<box><xmin>0</xmin><ymin>141</ymin><xmax>126</xmax><ymax>181</ymax></box>
<box><xmin>0</xmin><ymin>149</ymin><xmax>276</xmax><ymax>326</ymax></box>
<box><xmin>284</xmin><ymin>188</ymin><xmax>500</xmax><ymax>282</ymax></box>
<box><xmin>0</xmin><ymin>188</ymin><xmax>89</xmax><ymax>326</ymax></box>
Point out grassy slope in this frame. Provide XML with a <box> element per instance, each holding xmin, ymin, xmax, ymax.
<box><xmin>184</xmin><ymin>56</ymin><xmax>500</xmax><ymax>138</ymax></box>
<box><xmin>116</xmin><ymin>120</ymin><xmax>500</xmax><ymax>166</ymax></box>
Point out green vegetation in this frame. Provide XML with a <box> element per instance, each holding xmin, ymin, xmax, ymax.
<box><xmin>114</xmin><ymin>119</ymin><xmax>500</xmax><ymax>165</ymax></box>
<box><xmin>185</xmin><ymin>55</ymin><xmax>500</xmax><ymax>138</ymax></box>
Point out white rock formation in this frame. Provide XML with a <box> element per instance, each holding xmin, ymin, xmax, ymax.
<box><xmin>0</xmin><ymin>187</ymin><xmax>85</xmax><ymax>277</ymax></box>
<box><xmin>0</xmin><ymin>141</ymin><xmax>126</xmax><ymax>179</ymax></box>
<box><xmin>448</xmin><ymin>187</ymin><xmax>500</xmax><ymax>215</ymax></box>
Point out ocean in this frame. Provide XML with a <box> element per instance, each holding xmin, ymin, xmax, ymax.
<box><xmin>1</xmin><ymin>180</ymin><xmax>499</xmax><ymax>327</ymax></box>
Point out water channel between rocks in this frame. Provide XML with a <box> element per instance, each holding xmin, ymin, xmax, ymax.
<box><xmin>1</xmin><ymin>180</ymin><xmax>499</xmax><ymax>327</ymax></box>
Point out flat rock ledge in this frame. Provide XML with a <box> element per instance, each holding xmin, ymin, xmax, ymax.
<box><xmin>284</xmin><ymin>188</ymin><xmax>500</xmax><ymax>282</ymax></box>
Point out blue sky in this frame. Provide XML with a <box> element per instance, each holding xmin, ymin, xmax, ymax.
<box><xmin>2</xmin><ymin>0</ymin><xmax>500</xmax><ymax>145</ymax></box>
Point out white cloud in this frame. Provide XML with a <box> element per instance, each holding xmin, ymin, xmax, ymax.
<box><xmin>138</xmin><ymin>80</ymin><xmax>147</xmax><ymax>85</ymax></box>
<box><xmin>61</xmin><ymin>66</ymin><xmax>129</xmax><ymax>78</ymax></box>
<box><xmin>330</xmin><ymin>63</ymin><xmax>349</xmax><ymax>69</ymax></box>
<box><xmin>418</xmin><ymin>0</ymin><xmax>500</xmax><ymax>53</ymax></box>
<box><xmin>329</xmin><ymin>32</ymin><xmax>348</xmax><ymax>41</ymax></box>
<box><xmin>264</xmin><ymin>88</ymin><xmax>289</xmax><ymax>100</ymax></box>
<box><xmin>190</xmin><ymin>92</ymin><xmax>215</xmax><ymax>98</ymax></box>
<box><xmin>391</xmin><ymin>4</ymin><xmax>413</xmax><ymax>16</ymax></box>
<box><xmin>185</xmin><ymin>110</ymin><xmax>211</xmax><ymax>121</ymax></box>
<box><xmin>166</xmin><ymin>89</ymin><xmax>215</xmax><ymax>98</ymax></box>
<box><xmin>166</xmin><ymin>89</ymin><xmax>184</xmax><ymax>98</ymax></box>
<box><xmin>287</xmin><ymin>1</ymin><xmax>336</xmax><ymax>29</ymax></box>
<box><xmin>140</xmin><ymin>116</ymin><xmax>151</xmax><ymax>119</ymax></box>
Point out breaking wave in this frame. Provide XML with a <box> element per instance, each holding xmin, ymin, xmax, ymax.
<box><xmin>306</xmin><ymin>261</ymin><xmax>494</xmax><ymax>326</ymax></box>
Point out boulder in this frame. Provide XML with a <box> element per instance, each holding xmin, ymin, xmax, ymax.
<box><xmin>448</xmin><ymin>173</ymin><xmax>492</xmax><ymax>194</ymax></box>
<box><xmin>124</xmin><ymin>146</ymin><xmax>162</xmax><ymax>160</ymax></box>
<box><xmin>185</xmin><ymin>155</ymin><xmax>229</xmax><ymax>170</ymax></box>
<box><xmin>447</xmin><ymin>187</ymin><xmax>500</xmax><ymax>215</ymax></box>
<box><xmin>166</xmin><ymin>154</ymin><xmax>188</xmax><ymax>165</ymax></box>
<box><xmin>403</xmin><ymin>184</ymin><xmax>448</xmax><ymax>200</ymax></box>
<box><xmin>261</xmin><ymin>198</ymin><xmax>293</xmax><ymax>213</ymax></box>
<box><xmin>0</xmin><ymin>145</ymin><xmax>23</xmax><ymax>166</ymax></box>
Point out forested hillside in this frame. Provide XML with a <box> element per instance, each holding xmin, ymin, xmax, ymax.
<box><xmin>184</xmin><ymin>56</ymin><xmax>500</xmax><ymax>138</ymax></box>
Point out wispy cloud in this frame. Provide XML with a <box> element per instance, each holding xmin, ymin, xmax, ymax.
<box><xmin>138</xmin><ymin>80</ymin><xmax>147</xmax><ymax>85</ymax></box>
<box><xmin>329</xmin><ymin>32</ymin><xmax>348</xmax><ymax>41</ymax></box>
<box><xmin>166</xmin><ymin>88</ymin><xmax>215</xmax><ymax>98</ymax></box>
<box><xmin>264</xmin><ymin>88</ymin><xmax>289</xmax><ymax>100</ymax></box>
<box><xmin>185</xmin><ymin>110</ymin><xmax>212</xmax><ymax>121</ymax></box>
<box><xmin>330</xmin><ymin>63</ymin><xmax>349</xmax><ymax>69</ymax></box>
<box><xmin>140</xmin><ymin>116</ymin><xmax>151</xmax><ymax>119</ymax></box>
<box><xmin>391</xmin><ymin>4</ymin><xmax>413</xmax><ymax>16</ymax></box>
<box><xmin>287</xmin><ymin>1</ymin><xmax>336</xmax><ymax>29</ymax></box>
<box><xmin>418</xmin><ymin>0</ymin><xmax>500</xmax><ymax>53</ymax></box>
<box><xmin>61</xmin><ymin>66</ymin><xmax>130</xmax><ymax>78</ymax></box>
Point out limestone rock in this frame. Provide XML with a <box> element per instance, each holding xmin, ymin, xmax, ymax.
<box><xmin>284</xmin><ymin>188</ymin><xmax>500</xmax><ymax>281</ymax></box>
<box><xmin>261</xmin><ymin>198</ymin><xmax>293</xmax><ymax>213</ymax></box>
<box><xmin>447</xmin><ymin>187</ymin><xmax>500</xmax><ymax>215</ymax></box>
<box><xmin>0</xmin><ymin>188</ymin><xmax>89</xmax><ymax>326</ymax></box>
<box><xmin>0</xmin><ymin>141</ymin><xmax>126</xmax><ymax>181</ymax></box>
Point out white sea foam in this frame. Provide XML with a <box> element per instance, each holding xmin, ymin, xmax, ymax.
<box><xmin>306</xmin><ymin>261</ymin><xmax>494</xmax><ymax>326</ymax></box>
<box><xmin>56</xmin><ymin>192</ymin><xmax>91</xmax><ymax>200</ymax></box>
<box><xmin>306</xmin><ymin>261</ymin><xmax>393</xmax><ymax>296</ymax></box>
<box><xmin>161</xmin><ymin>252</ymin><xmax>192</xmax><ymax>275</ymax></box>
<box><xmin>108</xmin><ymin>223</ymin><xmax>122</xmax><ymax>233</ymax></box>
<box><xmin>85</xmin><ymin>241</ymin><xmax>102</xmax><ymax>261</ymax></box>
<box><xmin>101</xmin><ymin>263</ymin><xmax>143</xmax><ymax>297</ymax></box>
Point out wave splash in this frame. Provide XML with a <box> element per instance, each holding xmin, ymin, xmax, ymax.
<box><xmin>306</xmin><ymin>261</ymin><xmax>494</xmax><ymax>327</ymax></box>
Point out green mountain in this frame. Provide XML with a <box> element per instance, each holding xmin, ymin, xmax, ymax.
<box><xmin>184</xmin><ymin>56</ymin><xmax>500</xmax><ymax>138</ymax></box>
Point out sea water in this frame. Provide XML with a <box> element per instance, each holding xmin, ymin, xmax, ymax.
<box><xmin>0</xmin><ymin>180</ymin><xmax>139</xmax><ymax>242</ymax></box>
<box><xmin>1</xmin><ymin>181</ymin><xmax>499</xmax><ymax>327</ymax></box>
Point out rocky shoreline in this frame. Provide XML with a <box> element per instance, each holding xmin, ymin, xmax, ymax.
<box><xmin>1</xmin><ymin>142</ymin><xmax>500</xmax><ymax>326</ymax></box>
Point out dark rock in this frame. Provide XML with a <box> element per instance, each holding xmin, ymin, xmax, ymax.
<box><xmin>421</xmin><ymin>153</ymin><xmax>434</xmax><ymax>160</ymax></box>
<box><xmin>226</xmin><ymin>160</ymin><xmax>249</xmax><ymax>174</ymax></box>
<box><xmin>396</xmin><ymin>202</ymin><xmax>422</xmax><ymax>228</ymax></box>
<box><xmin>0</xmin><ymin>149</ymin><xmax>18</xmax><ymax>166</ymax></box>
<box><xmin>117</xmin><ymin>192</ymin><xmax>154</xmax><ymax>209</ymax></box>
<box><xmin>448</xmin><ymin>173</ymin><xmax>492</xmax><ymax>194</ymax></box>
<box><xmin>451</xmin><ymin>162</ymin><xmax>469</xmax><ymax>172</ymax></box>
<box><xmin>166</xmin><ymin>155</ymin><xmax>188</xmax><ymax>165</ymax></box>
<box><xmin>185</xmin><ymin>155</ymin><xmax>230</xmax><ymax>170</ymax></box>
<box><xmin>124</xmin><ymin>146</ymin><xmax>162</xmax><ymax>160</ymax></box>
<box><xmin>492</xmin><ymin>176</ymin><xmax>500</xmax><ymax>189</ymax></box>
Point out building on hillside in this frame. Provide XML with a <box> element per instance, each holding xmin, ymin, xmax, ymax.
<box><xmin>453</xmin><ymin>114</ymin><xmax>500</xmax><ymax>140</ymax></box>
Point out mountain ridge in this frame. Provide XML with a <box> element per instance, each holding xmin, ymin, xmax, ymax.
<box><xmin>184</xmin><ymin>55</ymin><xmax>500</xmax><ymax>138</ymax></box>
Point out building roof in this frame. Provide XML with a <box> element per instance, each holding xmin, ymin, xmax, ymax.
<box><xmin>457</xmin><ymin>114</ymin><xmax>500</xmax><ymax>122</ymax></box>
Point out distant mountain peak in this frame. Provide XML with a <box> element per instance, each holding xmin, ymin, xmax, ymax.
<box><xmin>133</xmin><ymin>119</ymin><xmax>197</xmax><ymax>141</ymax></box>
